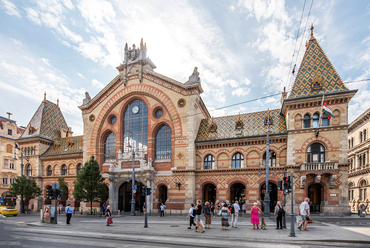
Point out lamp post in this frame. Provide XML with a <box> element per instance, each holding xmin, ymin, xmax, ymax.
<box><xmin>125</xmin><ymin>132</ymin><xmax>136</xmax><ymax>216</ymax></box>
<box><xmin>264</xmin><ymin>111</ymin><xmax>271</xmax><ymax>217</ymax></box>
<box><xmin>14</xmin><ymin>147</ymin><xmax>24</xmax><ymax>214</ymax></box>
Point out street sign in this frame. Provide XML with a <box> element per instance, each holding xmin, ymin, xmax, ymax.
<box><xmin>132</xmin><ymin>185</ymin><xmax>137</xmax><ymax>190</ymax></box>
<box><xmin>0</xmin><ymin>197</ymin><xmax>4</xmax><ymax>200</ymax></box>
<box><xmin>133</xmin><ymin>189</ymin><xmax>137</xmax><ymax>194</ymax></box>
<box><xmin>52</xmin><ymin>183</ymin><xmax>59</xmax><ymax>189</ymax></box>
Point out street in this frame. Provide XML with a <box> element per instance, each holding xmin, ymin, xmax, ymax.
<box><xmin>1</xmin><ymin>212</ymin><xmax>370</xmax><ymax>248</ymax></box>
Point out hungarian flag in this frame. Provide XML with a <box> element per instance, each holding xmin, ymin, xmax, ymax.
<box><xmin>323</xmin><ymin>102</ymin><xmax>335</xmax><ymax>119</ymax></box>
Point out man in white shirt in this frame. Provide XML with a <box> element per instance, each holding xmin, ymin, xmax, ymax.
<box><xmin>186</xmin><ymin>203</ymin><xmax>197</xmax><ymax>229</ymax></box>
<box><xmin>231</xmin><ymin>201</ymin><xmax>241</xmax><ymax>228</ymax></box>
<box><xmin>298</xmin><ymin>197</ymin><xmax>310</xmax><ymax>231</ymax></box>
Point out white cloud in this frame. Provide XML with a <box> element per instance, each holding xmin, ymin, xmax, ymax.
<box><xmin>23</xmin><ymin>56</ymin><xmax>34</xmax><ymax>62</ymax></box>
<box><xmin>78</xmin><ymin>73</ymin><xmax>86</xmax><ymax>79</ymax></box>
<box><xmin>1</xmin><ymin>0</ymin><xmax>21</xmax><ymax>17</ymax></box>
<box><xmin>92</xmin><ymin>79</ymin><xmax>104</xmax><ymax>88</ymax></box>
<box><xmin>10</xmin><ymin>38</ymin><xmax>22</xmax><ymax>46</ymax></box>
<box><xmin>41</xmin><ymin>58</ymin><xmax>50</xmax><ymax>66</ymax></box>
<box><xmin>62</xmin><ymin>40</ymin><xmax>71</xmax><ymax>47</ymax></box>
<box><xmin>25</xmin><ymin>7</ymin><xmax>41</xmax><ymax>25</ymax></box>
<box><xmin>232</xmin><ymin>87</ymin><xmax>251</xmax><ymax>96</ymax></box>
<box><xmin>38</xmin><ymin>66</ymin><xmax>44</xmax><ymax>71</ymax></box>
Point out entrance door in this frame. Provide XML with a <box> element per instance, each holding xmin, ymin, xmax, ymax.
<box><xmin>203</xmin><ymin>184</ymin><xmax>216</xmax><ymax>203</ymax></box>
<box><xmin>118</xmin><ymin>182</ymin><xmax>145</xmax><ymax>212</ymax></box>
<box><xmin>308</xmin><ymin>183</ymin><xmax>323</xmax><ymax>213</ymax></box>
<box><xmin>230</xmin><ymin>183</ymin><xmax>246</xmax><ymax>204</ymax></box>
<box><xmin>260</xmin><ymin>182</ymin><xmax>278</xmax><ymax>212</ymax></box>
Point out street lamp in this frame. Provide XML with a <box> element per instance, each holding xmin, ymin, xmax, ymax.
<box><xmin>125</xmin><ymin>131</ymin><xmax>136</xmax><ymax>216</ymax></box>
<box><xmin>13</xmin><ymin>147</ymin><xmax>24</xmax><ymax>214</ymax></box>
<box><xmin>264</xmin><ymin>111</ymin><xmax>271</xmax><ymax>217</ymax></box>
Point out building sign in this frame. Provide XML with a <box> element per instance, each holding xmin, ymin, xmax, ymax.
<box><xmin>121</xmin><ymin>161</ymin><xmax>140</xmax><ymax>169</ymax></box>
<box><xmin>329</xmin><ymin>193</ymin><xmax>337</xmax><ymax>197</ymax></box>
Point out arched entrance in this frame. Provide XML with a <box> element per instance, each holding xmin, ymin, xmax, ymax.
<box><xmin>230</xmin><ymin>183</ymin><xmax>246</xmax><ymax>204</ymax></box>
<box><xmin>203</xmin><ymin>183</ymin><xmax>216</xmax><ymax>203</ymax></box>
<box><xmin>118</xmin><ymin>181</ymin><xmax>145</xmax><ymax>212</ymax></box>
<box><xmin>158</xmin><ymin>185</ymin><xmax>168</xmax><ymax>204</ymax></box>
<box><xmin>308</xmin><ymin>183</ymin><xmax>323</xmax><ymax>213</ymax></box>
<box><xmin>260</xmin><ymin>182</ymin><xmax>278</xmax><ymax>212</ymax></box>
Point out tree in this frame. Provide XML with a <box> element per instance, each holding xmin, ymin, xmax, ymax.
<box><xmin>57</xmin><ymin>177</ymin><xmax>69</xmax><ymax>201</ymax></box>
<box><xmin>9</xmin><ymin>175</ymin><xmax>41</xmax><ymax>211</ymax></box>
<box><xmin>73</xmin><ymin>156</ymin><xmax>109</xmax><ymax>214</ymax></box>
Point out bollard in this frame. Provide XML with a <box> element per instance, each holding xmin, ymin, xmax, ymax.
<box><xmin>118</xmin><ymin>210</ymin><xmax>120</xmax><ymax>216</ymax></box>
<box><xmin>170</xmin><ymin>210</ymin><xmax>171</xmax><ymax>217</ymax></box>
<box><xmin>40</xmin><ymin>209</ymin><xmax>43</xmax><ymax>223</ymax></box>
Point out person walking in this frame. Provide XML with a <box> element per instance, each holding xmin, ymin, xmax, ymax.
<box><xmin>106</xmin><ymin>205</ymin><xmax>112</xmax><ymax>226</ymax></box>
<box><xmin>216</xmin><ymin>201</ymin><xmax>221</xmax><ymax>216</ymax></box>
<box><xmin>100</xmin><ymin>203</ymin><xmax>106</xmax><ymax>217</ymax></box>
<box><xmin>362</xmin><ymin>204</ymin><xmax>367</xmax><ymax>215</ymax></box>
<box><xmin>187</xmin><ymin>203</ymin><xmax>197</xmax><ymax>229</ymax></box>
<box><xmin>221</xmin><ymin>203</ymin><xmax>230</xmax><ymax>230</ymax></box>
<box><xmin>231</xmin><ymin>201</ymin><xmax>240</xmax><ymax>228</ymax></box>
<box><xmin>210</xmin><ymin>202</ymin><xmax>215</xmax><ymax>217</ymax></box>
<box><xmin>160</xmin><ymin>203</ymin><xmax>166</xmax><ymax>217</ymax></box>
<box><xmin>251</xmin><ymin>202</ymin><xmax>263</xmax><ymax>229</ymax></box>
<box><xmin>204</xmin><ymin>201</ymin><xmax>212</xmax><ymax>229</ymax></box>
<box><xmin>28</xmin><ymin>204</ymin><xmax>32</xmax><ymax>214</ymax></box>
<box><xmin>297</xmin><ymin>198</ymin><xmax>310</xmax><ymax>231</ymax></box>
<box><xmin>59</xmin><ymin>203</ymin><xmax>63</xmax><ymax>215</ymax></box>
<box><xmin>242</xmin><ymin>202</ymin><xmax>247</xmax><ymax>218</ymax></box>
<box><xmin>274</xmin><ymin>201</ymin><xmax>285</xmax><ymax>230</ymax></box>
<box><xmin>194</xmin><ymin>200</ymin><xmax>205</xmax><ymax>233</ymax></box>
<box><xmin>65</xmin><ymin>204</ymin><xmax>73</xmax><ymax>225</ymax></box>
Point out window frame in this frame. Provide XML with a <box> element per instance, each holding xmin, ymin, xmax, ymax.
<box><xmin>155</xmin><ymin>125</ymin><xmax>172</xmax><ymax>160</ymax></box>
<box><xmin>104</xmin><ymin>132</ymin><xmax>116</xmax><ymax>162</ymax></box>
<box><xmin>232</xmin><ymin>152</ymin><xmax>244</xmax><ymax>168</ymax></box>
<box><xmin>312</xmin><ymin>113</ymin><xmax>319</xmax><ymax>128</ymax></box>
<box><xmin>307</xmin><ymin>143</ymin><xmax>325</xmax><ymax>163</ymax></box>
<box><xmin>303</xmin><ymin>114</ymin><xmax>310</xmax><ymax>128</ymax></box>
<box><xmin>26</xmin><ymin>164</ymin><xmax>32</xmax><ymax>176</ymax></box>
<box><xmin>204</xmin><ymin>154</ymin><xmax>215</xmax><ymax>170</ymax></box>
<box><xmin>61</xmin><ymin>164</ymin><xmax>67</xmax><ymax>176</ymax></box>
<box><xmin>47</xmin><ymin>165</ymin><xmax>52</xmax><ymax>176</ymax></box>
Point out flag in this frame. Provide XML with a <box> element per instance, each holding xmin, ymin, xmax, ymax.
<box><xmin>14</xmin><ymin>141</ymin><xmax>20</xmax><ymax>150</ymax></box>
<box><xmin>323</xmin><ymin>102</ymin><xmax>335</xmax><ymax>119</ymax></box>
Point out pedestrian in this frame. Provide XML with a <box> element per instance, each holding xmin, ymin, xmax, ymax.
<box><xmin>160</xmin><ymin>203</ymin><xmax>166</xmax><ymax>217</ymax></box>
<box><xmin>221</xmin><ymin>203</ymin><xmax>230</xmax><ymax>230</ymax></box>
<box><xmin>106</xmin><ymin>205</ymin><xmax>112</xmax><ymax>226</ymax></box>
<box><xmin>31</xmin><ymin>204</ymin><xmax>34</xmax><ymax>212</ymax></box>
<box><xmin>242</xmin><ymin>202</ymin><xmax>247</xmax><ymax>218</ymax></box>
<box><xmin>143</xmin><ymin>202</ymin><xmax>146</xmax><ymax>214</ymax></box>
<box><xmin>65</xmin><ymin>204</ymin><xmax>73</xmax><ymax>224</ymax></box>
<box><xmin>187</xmin><ymin>203</ymin><xmax>197</xmax><ymax>229</ymax></box>
<box><xmin>204</xmin><ymin>201</ymin><xmax>212</xmax><ymax>228</ymax></box>
<box><xmin>100</xmin><ymin>203</ymin><xmax>106</xmax><ymax>217</ymax></box>
<box><xmin>251</xmin><ymin>202</ymin><xmax>263</xmax><ymax>229</ymax></box>
<box><xmin>59</xmin><ymin>203</ymin><xmax>63</xmax><ymax>215</ymax></box>
<box><xmin>274</xmin><ymin>201</ymin><xmax>285</xmax><ymax>230</ymax></box>
<box><xmin>28</xmin><ymin>204</ymin><xmax>32</xmax><ymax>214</ymax></box>
<box><xmin>297</xmin><ymin>197</ymin><xmax>310</xmax><ymax>231</ymax></box>
<box><xmin>231</xmin><ymin>200</ymin><xmax>240</xmax><ymax>228</ymax></box>
<box><xmin>210</xmin><ymin>202</ymin><xmax>215</xmax><ymax>217</ymax></box>
<box><xmin>194</xmin><ymin>199</ymin><xmax>205</xmax><ymax>233</ymax></box>
<box><xmin>216</xmin><ymin>201</ymin><xmax>221</xmax><ymax>216</ymax></box>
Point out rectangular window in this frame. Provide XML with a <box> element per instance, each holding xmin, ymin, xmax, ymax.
<box><xmin>2</xmin><ymin>177</ymin><xmax>8</xmax><ymax>185</ymax></box>
<box><xmin>8</xmin><ymin>129</ymin><xmax>12</xmax><ymax>135</ymax></box>
<box><xmin>364</xmin><ymin>189</ymin><xmax>367</xmax><ymax>201</ymax></box>
<box><xmin>4</xmin><ymin>159</ymin><xmax>9</xmax><ymax>169</ymax></box>
<box><xmin>360</xmin><ymin>189</ymin><xmax>363</xmax><ymax>201</ymax></box>
<box><xmin>10</xmin><ymin>178</ymin><xmax>15</xmax><ymax>184</ymax></box>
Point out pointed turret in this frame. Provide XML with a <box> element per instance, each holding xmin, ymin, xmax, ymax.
<box><xmin>288</xmin><ymin>24</ymin><xmax>349</xmax><ymax>99</ymax></box>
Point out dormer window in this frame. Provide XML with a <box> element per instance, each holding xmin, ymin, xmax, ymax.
<box><xmin>235</xmin><ymin>114</ymin><xmax>243</xmax><ymax>129</ymax></box>
<box><xmin>209</xmin><ymin>119</ymin><xmax>217</xmax><ymax>132</ymax></box>
<box><xmin>264</xmin><ymin>114</ymin><xmax>273</xmax><ymax>126</ymax></box>
<box><xmin>311</xmin><ymin>75</ymin><xmax>322</xmax><ymax>90</ymax></box>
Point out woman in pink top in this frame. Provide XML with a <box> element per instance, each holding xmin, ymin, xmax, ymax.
<box><xmin>251</xmin><ymin>202</ymin><xmax>263</xmax><ymax>229</ymax></box>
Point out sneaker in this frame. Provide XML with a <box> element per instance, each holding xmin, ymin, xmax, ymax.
<box><xmin>187</xmin><ymin>227</ymin><xmax>191</xmax><ymax>229</ymax></box>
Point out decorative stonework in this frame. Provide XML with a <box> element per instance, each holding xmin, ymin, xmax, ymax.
<box><xmin>300</xmin><ymin>176</ymin><xmax>306</xmax><ymax>188</ymax></box>
<box><xmin>177</xmin><ymin>98</ymin><xmax>186</xmax><ymax>108</ymax></box>
<box><xmin>89</xmin><ymin>114</ymin><xmax>95</xmax><ymax>122</ymax></box>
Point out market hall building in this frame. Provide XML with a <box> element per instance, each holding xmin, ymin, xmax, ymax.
<box><xmin>17</xmin><ymin>27</ymin><xmax>355</xmax><ymax>215</ymax></box>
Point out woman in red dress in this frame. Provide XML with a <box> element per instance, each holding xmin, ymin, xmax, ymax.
<box><xmin>250</xmin><ymin>202</ymin><xmax>263</xmax><ymax>229</ymax></box>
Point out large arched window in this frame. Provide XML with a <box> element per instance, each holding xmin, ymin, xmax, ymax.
<box><xmin>322</xmin><ymin>113</ymin><xmax>329</xmax><ymax>127</ymax></box>
<box><xmin>47</xmin><ymin>165</ymin><xmax>52</xmax><ymax>176</ymax></box>
<box><xmin>26</xmin><ymin>164</ymin><xmax>32</xmax><ymax>176</ymax></box>
<box><xmin>348</xmin><ymin>182</ymin><xmax>354</xmax><ymax>201</ymax></box>
<box><xmin>155</xmin><ymin>125</ymin><xmax>171</xmax><ymax>159</ymax></box>
<box><xmin>303</xmin><ymin>114</ymin><xmax>310</xmax><ymax>128</ymax></box>
<box><xmin>360</xmin><ymin>180</ymin><xmax>367</xmax><ymax>201</ymax></box>
<box><xmin>104</xmin><ymin>132</ymin><xmax>116</xmax><ymax>162</ymax></box>
<box><xmin>312</xmin><ymin>113</ymin><xmax>319</xmax><ymax>128</ymax></box>
<box><xmin>263</xmin><ymin>150</ymin><xmax>276</xmax><ymax>166</ymax></box>
<box><xmin>123</xmin><ymin>99</ymin><xmax>148</xmax><ymax>152</ymax></box>
<box><xmin>364</xmin><ymin>130</ymin><xmax>367</xmax><ymax>141</ymax></box>
<box><xmin>348</xmin><ymin>139</ymin><xmax>351</xmax><ymax>149</ymax></box>
<box><xmin>77</xmin><ymin>163</ymin><xmax>82</xmax><ymax>174</ymax></box>
<box><xmin>364</xmin><ymin>154</ymin><xmax>366</xmax><ymax>166</ymax></box>
<box><xmin>232</xmin><ymin>152</ymin><xmax>244</xmax><ymax>168</ymax></box>
<box><xmin>360</xmin><ymin>132</ymin><xmax>363</xmax><ymax>143</ymax></box>
<box><xmin>307</xmin><ymin>143</ymin><xmax>325</xmax><ymax>163</ymax></box>
<box><xmin>351</xmin><ymin>137</ymin><xmax>354</xmax><ymax>148</ymax></box>
<box><xmin>61</xmin><ymin>164</ymin><xmax>67</xmax><ymax>175</ymax></box>
<box><xmin>204</xmin><ymin>155</ymin><xmax>215</xmax><ymax>169</ymax></box>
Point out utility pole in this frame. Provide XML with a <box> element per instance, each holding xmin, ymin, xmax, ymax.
<box><xmin>283</xmin><ymin>169</ymin><xmax>287</xmax><ymax>228</ymax></box>
<box><xmin>264</xmin><ymin>110</ymin><xmax>271</xmax><ymax>217</ymax></box>
<box><xmin>289</xmin><ymin>171</ymin><xmax>296</xmax><ymax>237</ymax></box>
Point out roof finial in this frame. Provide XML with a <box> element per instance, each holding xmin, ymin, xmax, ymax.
<box><xmin>57</xmin><ymin>98</ymin><xmax>59</xmax><ymax>107</ymax></box>
<box><xmin>310</xmin><ymin>23</ymin><xmax>314</xmax><ymax>37</ymax></box>
<box><xmin>44</xmin><ymin>92</ymin><xmax>46</xmax><ymax>101</ymax></box>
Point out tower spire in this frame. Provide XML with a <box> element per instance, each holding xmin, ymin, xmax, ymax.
<box><xmin>44</xmin><ymin>92</ymin><xmax>46</xmax><ymax>101</ymax></box>
<box><xmin>310</xmin><ymin>23</ymin><xmax>314</xmax><ymax>37</ymax></box>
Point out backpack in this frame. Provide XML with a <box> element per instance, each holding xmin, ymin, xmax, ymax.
<box><xmin>230</xmin><ymin>205</ymin><xmax>235</xmax><ymax>214</ymax></box>
<box><xmin>204</xmin><ymin>206</ymin><xmax>210</xmax><ymax>215</ymax></box>
<box><xmin>278</xmin><ymin>205</ymin><xmax>285</xmax><ymax>217</ymax></box>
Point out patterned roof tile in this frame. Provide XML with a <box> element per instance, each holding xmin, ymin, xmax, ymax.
<box><xmin>195</xmin><ymin>109</ymin><xmax>286</xmax><ymax>142</ymax></box>
<box><xmin>42</xmin><ymin>135</ymin><xmax>83</xmax><ymax>156</ymax></box>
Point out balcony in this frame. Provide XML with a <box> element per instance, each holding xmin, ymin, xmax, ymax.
<box><xmin>300</xmin><ymin>162</ymin><xmax>337</xmax><ymax>171</ymax></box>
<box><xmin>0</xmin><ymin>184</ymin><xmax>10</xmax><ymax>188</ymax></box>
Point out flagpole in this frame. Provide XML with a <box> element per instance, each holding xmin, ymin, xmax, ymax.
<box><xmin>316</xmin><ymin>94</ymin><xmax>325</xmax><ymax>137</ymax></box>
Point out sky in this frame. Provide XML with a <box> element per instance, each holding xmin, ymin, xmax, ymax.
<box><xmin>0</xmin><ymin>0</ymin><xmax>369</xmax><ymax>135</ymax></box>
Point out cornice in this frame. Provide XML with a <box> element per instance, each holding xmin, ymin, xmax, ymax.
<box><xmin>349</xmin><ymin>167</ymin><xmax>370</xmax><ymax>178</ymax></box>
<box><xmin>348</xmin><ymin>108</ymin><xmax>370</xmax><ymax>133</ymax></box>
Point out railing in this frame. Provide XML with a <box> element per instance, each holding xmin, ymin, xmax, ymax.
<box><xmin>300</xmin><ymin>162</ymin><xmax>337</xmax><ymax>171</ymax></box>
<box><xmin>0</xmin><ymin>184</ymin><xmax>10</xmax><ymax>188</ymax></box>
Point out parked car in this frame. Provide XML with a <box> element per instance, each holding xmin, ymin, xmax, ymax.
<box><xmin>0</xmin><ymin>206</ymin><xmax>18</xmax><ymax>216</ymax></box>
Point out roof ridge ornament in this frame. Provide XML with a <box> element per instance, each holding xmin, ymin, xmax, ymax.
<box><xmin>236</xmin><ymin>113</ymin><xmax>243</xmax><ymax>129</ymax></box>
<box><xmin>185</xmin><ymin>67</ymin><xmax>201</xmax><ymax>85</ymax></box>
<box><xmin>310</xmin><ymin>23</ymin><xmax>314</xmax><ymax>37</ymax></box>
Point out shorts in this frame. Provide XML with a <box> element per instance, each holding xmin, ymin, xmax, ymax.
<box><xmin>106</xmin><ymin>216</ymin><xmax>110</xmax><ymax>221</ymax></box>
<box><xmin>243</xmin><ymin>210</ymin><xmax>246</xmax><ymax>213</ymax></box>
<box><xmin>301</xmin><ymin>215</ymin><xmax>307</xmax><ymax>220</ymax></box>
<box><xmin>196</xmin><ymin>215</ymin><xmax>201</xmax><ymax>222</ymax></box>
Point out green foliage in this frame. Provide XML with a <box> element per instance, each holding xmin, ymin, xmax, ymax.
<box><xmin>73</xmin><ymin>156</ymin><xmax>109</xmax><ymax>213</ymax></box>
<box><xmin>57</xmin><ymin>177</ymin><xmax>69</xmax><ymax>201</ymax></box>
<box><xmin>9</xmin><ymin>175</ymin><xmax>41</xmax><ymax>200</ymax></box>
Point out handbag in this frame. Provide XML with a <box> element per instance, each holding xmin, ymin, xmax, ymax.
<box><xmin>107</xmin><ymin>217</ymin><xmax>113</xmax><ymax>224</ymax></box>
<box><xmin>218</xmin><ymin>210</ymin><xmax>222</xmax><ymax>216</ymax></box>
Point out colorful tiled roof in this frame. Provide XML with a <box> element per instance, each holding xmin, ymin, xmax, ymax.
<box><xmin>289</xmin><ymin>34</ymin><xmax>349</xmax><ymax>99</ymax></box>
<box><xmin>20</xmin><ymin>100</ymin><xmax>68</xmax><ymax>141</ymax></box>
<box><xmin>42</xmin><ymin>135</ymin><xmax>83</xmax><ymax>156</ymax></box>
<box><xmin>195</xmin><ymin>109</ymin><xmax>286</xmax><ymax>142</ymax></box>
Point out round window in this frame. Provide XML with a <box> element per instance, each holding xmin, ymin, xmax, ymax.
<box><xmin>109</xmin><ymin>115</ymin><xmax>117</xmax><ymax>125</ymax></box>
<box><xmin>155</xmin><ymin>109</ymin><xmax>163</xmax><ymax>118</ymax></box>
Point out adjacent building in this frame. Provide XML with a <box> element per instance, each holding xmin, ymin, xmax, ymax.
<box><xmin>348</xmin><ymin>108</ymin><xmax>370</xmax><ymax>213</ymax></box>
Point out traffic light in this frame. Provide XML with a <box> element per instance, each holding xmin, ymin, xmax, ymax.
<box><xmin>283</xmin><ymin>176</ymin><xmax>291</xmax><ymax>195</ymax></box>
<box><xmin>51</xmin><ymin>189</ymin><xmax>56</xmax><ymax>199</ymax></box>
<box><xmin>278</xmin><ymin>181</ymin><xmax>283</xmax><ymax>190</ymax></box>
<box><xmin>56</xmin><ymin>190</ymin><xmax>63</xmax><ymax>197</ymax></box>
<box><xmin>147</xmin><ymin>188</ymin><xmax>152</xmax><ymax>195</ymax></box>
<box><xmin>141</xmin><ymin>186</ymin><xmax>147</xmax><ymax>196</ymax></box>
<box><xmin>46</xmin><ymin>189</ymin><xmax>52</xmax><ymax>199</ymax></box>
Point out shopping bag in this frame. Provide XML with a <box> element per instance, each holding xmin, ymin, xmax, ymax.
<box><xmin>107</xmin><ymin>217</ymin><xmax>113</xmax><ymax>224</ymax></box>
<box><xmin>296</xmin><ymin>215</ymin><xmax>303</xmax><ymax>225</ymax></box>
